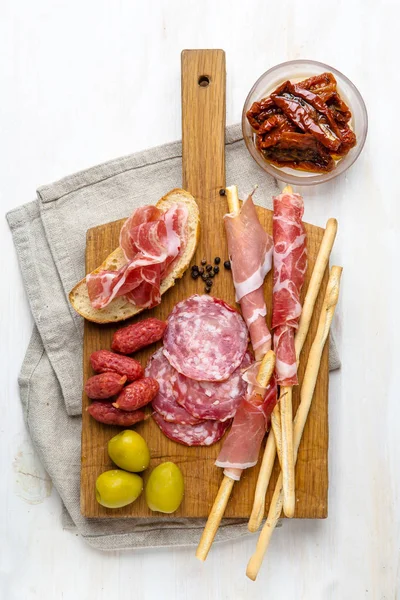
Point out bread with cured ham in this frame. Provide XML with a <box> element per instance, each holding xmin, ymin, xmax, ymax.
<box><xmin>69</xmin><ymin>189</ymin><xmax>200</xmax><ymax>323</ymax></box>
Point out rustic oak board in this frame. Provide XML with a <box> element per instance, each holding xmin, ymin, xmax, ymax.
<box><xmin>80</xmin><ymin>212</ymin><xmax>329</xmax><ymax>519</ymax></box>
<box><xmin>80</xmin><ymin>50</ymin><xmax>329</xmax><ymax>519</ymax></box>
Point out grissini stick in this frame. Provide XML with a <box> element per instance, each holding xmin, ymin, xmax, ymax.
<box><xmin>270</xmin><ymin>406</ymin><xmax>283</xmax><ymax>468</ymax></box>
<box><xmin>280</xmin><ymin>383</ymin><xmax>295</xmax><ymax>517</ymax></box>
<box><xmin>246</xmin><ymin>265</ymin><xmax>342</xmax><ymax>580</ymax></box>
<box><xmin>295</xmin><ymin>218</ymin><xmax>339</xmax><ymax>357</ymax></box>
<box><xmin>195</xmin><ymin>350</ymin><xmax>275</xmax><ymax>562</ymax></box>
<box><xmin>226</xmin><ymin>184</ymin><xmax>240</xmax><ymax>215</ymax></box>
<box><xmin>248</xmin><ymin>216</ymin><xmax>338</xmax><ymax>531</ymax></box>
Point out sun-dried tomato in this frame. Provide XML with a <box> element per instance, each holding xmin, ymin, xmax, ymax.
<box><xmin>246</xmin><ymin>72</ymin><xmax>356</xmax><ymax>172</ymax></box>
<box><xmin>297</xmin><ymin>72</ymin><xmax>337</xmax><ymax>96</ymax></box>
<box><xmin>261</xmin><ymin>132</ymin><xmax>335</xmax><ymax>173</ymax></box>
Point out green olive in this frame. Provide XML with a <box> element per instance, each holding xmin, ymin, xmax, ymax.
<box><xmin>95</xmin><ymin>469</ymin><xmax>143</xmax><ymax>508</ymax></box>
<box><xmin>145</xmin><ymin>462</ymin><xmax>184</xmax><ymax>513</ymax></box>
<box><xmin>108</xmin><ymin>430</ymin><xmax>150</xmax><ymax>472</ymax></box>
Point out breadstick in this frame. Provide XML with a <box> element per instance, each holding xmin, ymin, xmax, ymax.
<box><xmin>195</xmin><ymin>474</ymin><xmax>235</xmax><ymax>563</ymax></box>
<box><xmin>248</xmin><ymin>216</ymin><xmax>338</xmax><ymax>531</ymax></box>
<box><xmin>270</xmin><ymin>405</ymin><xmax>283</xmax><ymax>468</ymax></box>
<box><xmin>248</xmin><ymin>429</ymin><xmax>277</xmax><ymax>532</ymax></box>
<box><xmin>226</xmin><ymin>184</ymin><xmax>240</xmax><ymax>214</ymax></box>
<box><xmin>295</xmin><ymin>218</ymin><xmax>338</xmax><ymax>357</ymax></box>
<box><xmin>280</xmin><ymin>384</ymin><xmax>295</xmax><ymax>517</ymax></box>
<box><xmin>195</xmin><ymin>349</ymin><xmax>275</xmax><ymax>562</ymax></box>
<box><xmin>246</xmin><ymin>266</ymin><xmax>342</xmax><ymax>580</ymax></box>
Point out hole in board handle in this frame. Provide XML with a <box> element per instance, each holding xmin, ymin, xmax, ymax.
<box><xmin>198</xmin><ymin>75</ymin><xmax>210</xmax><ymax>87</ymax></box>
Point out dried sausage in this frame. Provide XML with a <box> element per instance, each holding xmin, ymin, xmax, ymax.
<box><xmin>87</xmin><ymin>402</ymin><xmax>146</xmax><ymax>426</ymax></box>
<box><xmin>111</xmin><ymin>318</ymin><xmax>166</xmax><ymax>354</ymax></box>
<box><xmin>163</xmin><ymin>295</ymin><xmax>248</xmax><ymax>382</ymax></box>
<box><xmin>173</xmin><ymin>352</ymin><xmax>253</xmax><ymax>421</ymax></box>
<box><xmin>152</xmin><ymin>412</ymin><xmax>231</xmax><ymax>447</ymax></box>
<box><xmin>145</xmin><ymin>348</ymin><xmax>203</xmax><ymax>425</ymax></box>
<box><xmin>113</xmin><ymin>377</ymin><xmax>159</xmax><ymax>411</ymax></box>
<box><xmin>90</xmin><ymin>350</ymin><xmax>143</xmax><ymax>381</ymax></box>
<box><xmin>85</xmin><ymin>372</ymin><xmax>127</xmax><ymax>400</ymax></box>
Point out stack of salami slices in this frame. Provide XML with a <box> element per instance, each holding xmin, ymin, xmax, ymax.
<box><xmin>145</xmin><ymin>295</ymin><xmax>252</xmax><ymax>446</ymax></box>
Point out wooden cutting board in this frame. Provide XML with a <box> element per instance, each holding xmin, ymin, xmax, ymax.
<box><xmin>80</xmin><ymin>50</ymin><xmax>329</xmax><ymax>519</ymax></box>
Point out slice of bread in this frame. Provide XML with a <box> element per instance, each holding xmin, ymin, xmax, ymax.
<box><xmin>69</xmin><ymin>188</ymin><xmax>200</xmax><ymax>323</ymax></box>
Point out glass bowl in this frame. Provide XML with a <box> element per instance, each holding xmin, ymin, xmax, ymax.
<box><xmin>242</xmin><ymin>59</ymin><xmax>368</xmax><ymax>186</ymax></box>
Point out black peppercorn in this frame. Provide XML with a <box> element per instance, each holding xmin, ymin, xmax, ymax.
<box><xmin>224</xmin><ymin>260</ymin><xmax>231</xmax><ymax>270</ymax></box>
<box><xmin>214</xmin><ymin>257</ymin><xmax>221</xmax><ymax>265</ymax></box>
<box><xmin>201</xmin><ymin>258</ymin><xmax>206</xmax><ymax>266</ymax></box>
<box><xmin>191</xmin><ymin>271</ymin><xmax>199</xmax><ymax>280</ymax></box>
<box><xmin>198</xmin><ymin>267</ymin><xmax>204</xmax><ymax>275</ymax></box>
<box><xmin>213</xmin><ymin>266</ymin><xmax>219</xmax><ymax>274</ymax></box>
<box><xmin>208</xmin><ymin>271</ymin><xmax>215</xmax><ymax>278</ymax></box>
<box><xmin>206</xmin><ymin>264</ymin><xmax>212</xmax><ymax>272</ymax></box>
<box><xmin>205</xmin><ymin>286</ymin><xmax>211</xmax><ymax>293</ymax></box>
<box><xmin>191</xmin><ymin>264</ymin><xmax>199</xmax><ymax>272</ymax></box>
<box><xmin>219</xmin><ymin>189</ymin><xmax>226</xmax><ymax>196</ymax></box>
<box><xmin>206</xmin><ymin>278</ymin><xmax>213</xmax><ymax>287</ymax></box>
<box><xmin>201</xmin><ymin>273</ymin><xmax>208</xmax><ymax>282</ymax></box>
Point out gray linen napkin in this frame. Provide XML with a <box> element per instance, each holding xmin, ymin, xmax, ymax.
<box><xmin>7</xmin><ymin>123</ymin><xmax>340</xmax><ymax>551</ymax></box>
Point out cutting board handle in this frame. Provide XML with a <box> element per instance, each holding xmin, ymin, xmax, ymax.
<box><xmin>181</xmin><ymin>49</ymin><xmax>226</xmax><ymax>205</ymax></box>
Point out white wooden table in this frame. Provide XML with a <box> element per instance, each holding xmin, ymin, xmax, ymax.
<box><xmin>1</xmin><ymin>1</ymin><xmax>399</xmax><ymax>598</ymax></box>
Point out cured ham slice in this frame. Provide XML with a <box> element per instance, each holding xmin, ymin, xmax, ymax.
<box><xmin>272</xmin><ymin>191</ymin><xmax>307</xmax><ymax>385</ymax></box>
<box><xmin>224</xmin><ymin>193</ymin><xmax>273</xmax><ymax>359</ymax></box>
<box><xmin>163</xmin><ymin>295</ymin><xmax>248</xmax><ymax>382</ymax></box>
<box><xmin>173</xmin><ymin>352</ymin><xmax>253</xmax><ymax>422</ymax></box>
<box><xmin>86</xmin><ymin>203</ymin><xmax>188</xmax><ymax>310</ymax></box>
<box><xmin>214</xmin><ymin>188</ymin><xmax>278</xmax><ymax>477</ymax></box>
<box><xmin>215</xmin><ymin>377</ymin><xmax>277</xmax><ymax>476</ymax></box>
<box><xmin>145</xmin><ymin>348</ymin><xmax>203</xmax><ymax>425</ymax></box>
<box><xmin>152</xmin><ymin>412</ymin><xmax>231</xmax><ymax>447</ymax></box>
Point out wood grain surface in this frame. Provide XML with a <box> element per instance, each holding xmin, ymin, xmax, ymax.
<box><xmin>80</xmin><ymin>217</ymin><xmax>329</xmax><ymax>520</ymax></box>
<box><xmin>80</xmin><ymin>50</ymin><xmax>329</xmax><ymax>519</ymax></box>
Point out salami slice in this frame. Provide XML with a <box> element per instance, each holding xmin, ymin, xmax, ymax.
<box><xmin>173</xmin><ymin>352</ymin><xmax>253</xmax><ymax>421</ymax></box>
<box><xmin>163</xmin><ymin>295</ymin><xmax>248</xmax><ymax>382</ymax></box>
<box><xmin>145</xmin><ymin>348</ymin><xmax>202</xmax><ymax>425</ymax></box>
<box><xmin>152</xmin><ymin>412</ymin><xmax>231</xmax><ymax>446</ymax></box>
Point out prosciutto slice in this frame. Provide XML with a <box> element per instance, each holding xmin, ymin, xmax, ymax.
<box><xmin>86</xmin><ymin>203</ymin><xmax>188</xmax><ymax>310</ymax></box>
<box><xmin>215</xmin><ymin>377</ymin><xmax>277</xmax><ymax>477</ymax></box>
<box><xmin>272</xmin><ymin>191</ymin><xmax>307</xmax><ymax>385</ymax></box>
<box><xmin>224</xmin><ymin>194</ymin><xmax>273</xmax><ymax>359</ymax></box>
<box><xmin>216</xmin><ymin>190</ymin><xmax>278</xmax><ymax>478</ymax></box>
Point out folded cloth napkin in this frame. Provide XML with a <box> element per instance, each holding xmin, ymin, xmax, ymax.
<box><xmin>7</xmin><ymin>123</ymin><xmax>340</xmax><ymax>551</ymax></box>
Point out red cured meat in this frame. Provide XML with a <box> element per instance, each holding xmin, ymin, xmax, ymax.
<box><xmin>224</xmin><ymin>194</ymin><xmax>274</xmax><ymax>360</ymax></box>
<box><xmin>173</xmin><ymin>352</ymin><xmax>253</xmax><ymax>422</ymax></box>
<box><xmin>152</xmin><ymin>412</ymin><xmax>231</xmax><ymax>447</ymax></box>
<box><xmin>119</xmin><ymin>206</ymin><xmax>164</xmax><ymax>261</ymax></box>
<box><xmin>86</xmin><ymin>203</ymin><xmax>188</xmax><ymax>310</ymax></box>
<box><xmin>145</xmin><ymin>348</ymin><xmax>203</xmax><ymax>425</ymax></box>
<box><xmin>111</xmin><ymin>318</ymin><xmax>166</xmax><ymax>354</ymax></box>
<box><xmin>215</xmin><ymin>377</ymin><xmax>277</xmax><ymax>475</ymax></box>
<box><xmin>87</xmin><ymin>402</ymin><xmax>147</xmax><ymax>426</ymax></box>
<box><xmin>84</xmin><ymin>372</ymin><xmax>127</xmax><ymax>400</ymax></box>
<box><xmin>273</xmin><ymin>325</ymin><xmax>297</xmax><ymax>385</ymax></box>
<box><xmin>163</xmin><ymin>295</ymin><xmax>248</xmax><ymax>382</ymax></box>
<box><xmin>272</xmin><ymin>191</ymin><xmax>307</xmax><ymax>385</ymax></box>
<box><xmin>90</xmin><ymin>350</ymin><xmax>143</xmax><ymax>381</ymax></box>
<box><xmin>113</xmin><ymin>377</ymin><xmax>159</xmax><ymax>411</ymax></box>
